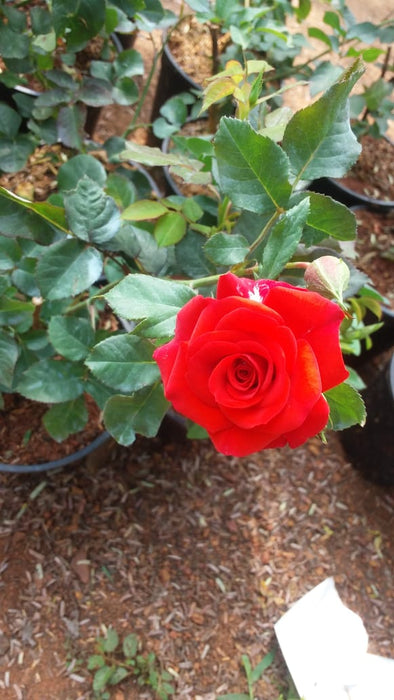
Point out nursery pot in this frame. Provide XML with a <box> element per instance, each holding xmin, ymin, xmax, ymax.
<box><xmin>310</xmin><ymin>136</ymin><xmax>394</xmax><ymax>210</ymax></box>
<box><xmin>150</xmin><ymin>32</ymin><xmax>202</xmax><ymax>124</ymax></box>
<box><xmin>0</xmin><ymin>33</ymin><xmax>123</xmax><ymax>141</ymax></box>
<box><xmin>0</xmin><ymin>430</ymin><xmax>111</xmax><ymax>474</ymax></box>
<box><xmin>349</xmin><ymin>204</ymin><xmax>394</xmax><ymax>322</ymax></box>
<box><xmin>340</xmin><ymin>351</ymin><xmax>394</xmax><ymax>485</ymax></box>
<box><xmin>346</xmin><ymin>305</ymin><xmax>394</xmax><ymax>370</ymax></box>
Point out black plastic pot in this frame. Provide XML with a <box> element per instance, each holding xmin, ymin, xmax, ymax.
<box><xmin>310</xmin><ymin>176</ymin><xmax>394</xmax><ymax>211</ymax></box>
<box><xmin>310</xmin><ymin>136</ymin><xmax>394</xmax><ymax>211</ymax></box>
<box><xmin>346</xmin><ymin>306</ymin><xmax>394</xmax><ymax>369</ymax></box>
<box><xmin>0</xmin><ymin>33</ymin><xmax>123</xmax><ymax>141</ymax></box>
<box><xmin>150</xmin><ymin>32</ymin><xmax>202</xmax><ymax>124</ymax></box>
<box><xmin>340</xmin><ymin>351</ymin><xmax>394</xmax><ymax>485</ymax></box>
<box><xmin>0</xmin><ymin>430</ymin><xmax>110</xmax><ymax>474</ymax></box>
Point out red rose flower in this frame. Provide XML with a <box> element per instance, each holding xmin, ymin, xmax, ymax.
<box><xmin>153</xmin><ymin>272</ymin><xmax>348</xmax><ymax>457</ymax></box>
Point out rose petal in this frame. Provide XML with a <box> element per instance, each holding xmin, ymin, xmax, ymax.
<box><xmin>266</xmin><ymin>394</ymin><xmax>329</xmax><ymax>449</ymax></box>
<box><xmin>264</xmin><ymin>285</ymin><xmax>348</xmax><ymax>389</ymax></box>
<box><xmin>173</xmin><ymin>294</ymin><xmax>212</xmax><ymax>341</ymax></box>
<box><xmin>208</xmin><ymin>352</ymin><xmax>273</xmax><ymax>405</ymax></box>
<box><xmin>156</xmin><ymin>339</ymin><xmax>230</xmax><ymax>434</ymax></box>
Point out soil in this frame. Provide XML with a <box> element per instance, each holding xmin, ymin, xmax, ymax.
<box><xmin>1</xmin><ymin>431</ymin><xmax>394</xmax><ymax>700</ymax></box>
<box><xmin>0</xmin><ymin>144</ymin><xmax>75</xmax><ymax>201</ymax></box>
<box><xmin>0</xmin><ymin>394</ymin><xmax>104</xmax><ymax>467</ymax></box>
<box><xmin>166</xmin><ymin>15</ymin><xmax>233</xmax><ymax>88</ymax></box>
<box><xmin>353</xmin><ymin>207</ymin><xmax>394</xmax><ymax>308</ymax></box>
<box><xmin>338</xmin><ymin>135</ymin><xmax>394</xmax><ymax>204</ymax></box>
<box><xmin>1</xmin><ymin>1</ymin><xmax>394</xmax><ymax>698</ymax></box>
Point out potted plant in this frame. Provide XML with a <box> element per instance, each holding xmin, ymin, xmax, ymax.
<box><xmin>0</xmin><ymin>57</ymin><xmax>384</xmax><ymax>471</ymax></box>
<box><xmin>152</xmin><ymin>0</ymin><xmax>393</xmax><ymax>123</ymax></box>
<box><xmin>308</xmin><ymin>32</ymin><xmax>394</xmax><ymax>208</ymax></box>
<box><xmin>0</xmin><ymin>0</ymin><xmax>173</xmax><ymax>153</ymax></box>
<box><xmin>0</xmin><ymin>143</ymin><xmax>163</xmax><ymax>471</ymax></box>
<box><xmin>153</xmin><ymin>0</ymin><xmax>311</xmax><ymax>96</ymax></box>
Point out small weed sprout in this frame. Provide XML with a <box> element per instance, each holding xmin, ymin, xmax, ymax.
<box><xmin>87</xmin><ymin>627</ymin><xmax>176</xmax><ymax>699</ymax></box>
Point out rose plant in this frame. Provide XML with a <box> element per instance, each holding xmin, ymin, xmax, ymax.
<box><xmin>163</xmin><ymin>0</ymin><xmax>393</xmax><ymax>109</ymax></box>
<box><xmin>0</xmin><ymin>0</ymin><xmax>174</xmax><ymax>156</ymax></box>
<box><xmin>0</xmin><ymin>57</ymin><xmax>382</xmax><ymax>461</ymax></box>
<box><xmin>153</xmin><ymin>272</ymin><xmax>349</xmax><ymax>456</ymax></box>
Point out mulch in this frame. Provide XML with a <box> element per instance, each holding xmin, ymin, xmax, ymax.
<box><xmin>0</xmin><ymin>428</ymin><xmax>393</xmax><ymax>699</ymax></box>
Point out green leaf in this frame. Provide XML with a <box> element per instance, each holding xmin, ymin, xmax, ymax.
<box><xmin>57</xmin><ymin>154</ymin><xmax>107</xmax><ymax>191</ymax></box>
<box><xmin>250</xmin><ymin>650</ymin><xmax>275</xmax><ymax>684</ymax></box>
<box><xmin>323</xmin><ymin>10</ymin><xmax>342</xmax><ymax>32</ymax></box>
<box><xmin>104</xmin><ymin>274</ymin><xmax>195</xmax><ymax>323</ymax></box>
<box><xmin>43</xmin><ymin>397</ymin><xmax>88</xmax><ymax>441</ymax></box>
<box><xmin>110</xmin><ymin>224</ymin><xmax>169</xmax><ymax>276</ymax></box>
<box><xmin>103</xmin><ymin>396</ymin><xmax>136</xmax><ymax>446</ymax></box>
<box><xmin>87</xmin><ymin>654</ymin><xmax>105</xmax><ymax>670</ymax></box>
<box><xmin>346</xmin><ymin>21</ymin><xmax>379</xmax><ymax>43</ymax></box>
<box><xmin>48</xmin><ymin>316</ymin><xmax>95</xmax><ymax>361</ymax></box>
<box><xmin>57</xmin><ymin>105</ymin><xmax>86</xmax><ymax>151</ymax></box>
<box><xmin>103</xmin><ymin>628</ymin><xmax>119</xmax><ymax>653</ymax></box>
<box><xmin>0</xmin><ymin>134</ymin><xmax>36</xmax><ymax>173</ymax></box>
<box><xmin>0</xmin><ymin>297</ymin><xmax>34</xmax><ymax>329</ymax></box>
<box><xmin>200</xmin><ymin>76</ymin><xmax>238</xmax><ymax>114</ymax></box>
<box><xmin>294</xmin><ymin>191</ymin><xmax>357</xmax><ymax>244</ymax></box>
<box><xmin>0</xmin><ymin>237</ymin><xmax>21</xmax><ymax>271</ymax></box>
<box><xmin>295</xmin><ymin>0</ymin><xmax>311</xmax><ymax>21</ymax></box>
<box><xmin>114</xmin><ymin>48</ymin><xmax>144</xmax><ymax>78</ymax></box>
<box><xmin>154</xmin><ymin>211</ymin><xmax>186</xmax><ymax>246</ymax></box>
<box><xmin>241</xmin><ymin>654</ymin><xmax>252</xmax><ymax>683</ymax></box>
<box><xmin>119</xmin><ymin>142</ymin><xmax>189</xmax><ymax>168</ymax></box>
<box><xmin>214</xmin><ymin>117</ymin><xmax>292</xmax><ymax>214</ymax></box>
<box><xmin>113</xmin><ymin>77</ymin><xmax>139</xmax><ymax>106</ymax></box>
<box><xmin>260</xmin><ymin>198</ymin><xmax>310</xmax><ymax>278</ymax></box>
<box><xmin>0</xmin><ymin>25</ymin><xmax>29</xmax><ymax>59</ymax></box>
<box><xmin>217</xmin><ymin>694</ymin><xmax>250</xmax><ymax>700</ymax></box>
<box><xmin>79</xmin><ymin>77</ymin><xmax>113</xmax><ymax>107</ymax></box>
<box><xmin>105</xmin><ymin>173</ymin><xmax>136</xmax><ymax>209</ymax></box>
<box><xmin>282</xmin><ymin>59</ymin><xmax>364</xmax><ymax>182</ymax></box>
<box><xmin>0</xmin><ymin>186</ymin><xmax>68</xmax><ymax>235</ymax></box>
<box><xmin>175</xmin><ymin>229</ymin><xmax>216</xmax><ymax>279</ymax></box>
<box><xmin>307</xmin><ymin>26</ymin><xmax>333</xmax><ymax>48</ymax></box>
<box><xmin>0</xmin><ymin>103</ymin><xmax>22</xmax><ymax>138</ymax></box>
<box><xmin>16</xmin><ymin>359</ymin><xmax>85</xmax><ymax>403</ymax></box>
<box><xmin>103</xmin><ymin>384</ymin><xmax>169</xmax><ymax>444</ymax></box>
<box><xmin>309</xmin><ymin>61</ymin><xmax>344</xmax><ymax>97</ymax></box>
<box><xmin>346</xmin><ymin>367</ymin><xmax>366</xmax><ymax>392</ymax></box>
<box><xmin>85</xmin><ymin>376</ymin><xmax>115</xmax><ymax>409</ymax></box>
<box><xmin>132</xmin><ymin>315</ymin><xmax>180</xmax><ymax>339</ymax></box>
<box><xmin>109</xmin><ymin>667</ymin><xmax>129</xmax><ymax>685</ymax></box>
<box><xmin>181</xmin><ymin>198</ymin><xmax>204</xmax><ymax>222</ymax></box>
<box><xmin>0</xmin><ymin>330</ymin><xmax>19</xmax><ymax>389</ymax></box>
<box><xmin>85</xmin><ymin>334</ymin><xmax>160</xmax><ymax>392</ymax></box>
<box><xmin>52</xmin><ymin>0</ymin><xmax>106</xmax><ymax>50</ymax></box>
<box><xmin>186</xmin><ymin>421</ymin><xmax>209</xmax><ymax>439</ymax></box>
<box><xmin>123</xmin><ymin>634</ymin><xmax>139</xmax><ymax>659</ymax></box>
<box><xmin>325</xmin><ymin>382</ymin><xmax>366</xmax><ymax>430</ymax></box>
<box><xmin>64</xmin><ymin>177</ymin><xmax>121</xmax><ymax>244</ymax></box>
<box><xmin>122</xmin><ymin>199</ymin><xmax>169</xmax><ymax>221</ymax></box>
<box><xmin>93</xmin><ymin>665</ymin><xmax>116</xmax><ymax>693</ymax></box>
<box><xmin>11</xmin><ymin>259</ymin><xmax>40</xmax><ymax>297</ymax></box>
<box><xmin>36</xmin><ymin>238</ymin><xmax>103</xmax><ymax>300</ymax></box>
<box><xmin>204</xmin><ymin>233</ymin><xmax>249</xmax><ymax>265</ymax></box>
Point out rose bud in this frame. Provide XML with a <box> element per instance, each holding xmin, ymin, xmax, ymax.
<box><xmin>304</xmin><ymin>256</ymin><xmax>350</xmax><ymax>305</ymax></box>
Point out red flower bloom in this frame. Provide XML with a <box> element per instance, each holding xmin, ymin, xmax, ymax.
<box><xmin>154</xmin><ymin>272</ymin><xmax>348</xmax><ymax>457</ymax></box>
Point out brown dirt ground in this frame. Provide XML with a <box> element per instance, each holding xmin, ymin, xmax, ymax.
<box><xmin>1</xmin><ymin>1</ymin><xmax>393</xmax><ymax>699</ymax></box>
<box><xmin>1</xmin><ymin>431</ymin><xmax>394</xmax><ymax>700</ymax></box>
